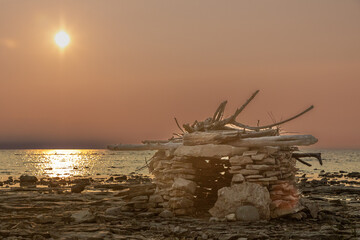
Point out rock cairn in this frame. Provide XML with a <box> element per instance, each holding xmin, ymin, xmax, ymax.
<box><xmin>108</xmin><ymin>90</ymin><xmax>321</xmax><ymax>220</ymax></box>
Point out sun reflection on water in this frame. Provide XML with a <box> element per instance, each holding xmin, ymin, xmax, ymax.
<box><xmin>28</xmin><ymin>149</ymin><xmax>99</xmax><ymax>178</ymax></box>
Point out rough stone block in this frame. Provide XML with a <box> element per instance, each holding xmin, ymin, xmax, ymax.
<box><xmin>229</xmin><ymin>155</ymin><xmax>253</xmax><ymax>166</ymax></box>
<box><xmin>229</xmin><ymin>169</ymin><xmax>260</xmax><ymax>175</ymax></box>
<box><xmin>246</xmin><ymin>164</ymin><xmax>273</xmax><ymax>171</ymax></box>
<box><xmin>172</xmin><ymin>178</ymin><xmax>197</xmax><ymax>194</ymax></box>
<box><xmin>251</xmin><ymin>154</ymin><xmax>267</xmax><ymax>161</ymax></box>
<box><xmin>232</xmin><ymin>173</ymin><xmax>245</xmax><ymax>183</ymax></box>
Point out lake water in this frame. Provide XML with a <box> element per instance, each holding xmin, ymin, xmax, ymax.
<box><xmin>0</xmin><ymin>149</ymin><xmax>359</xmax><ymax>180</ymax></box>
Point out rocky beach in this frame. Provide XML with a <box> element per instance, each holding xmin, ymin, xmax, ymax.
<box><xmin>0</xmin><ymin>171</ymin><xmax>359</xmax><ymax>240</ymax></box>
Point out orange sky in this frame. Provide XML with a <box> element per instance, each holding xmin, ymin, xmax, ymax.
<box><xmin>0</xmin><ymin>1</ymin><xmax>359</xmax><ymax>149</ymax></box>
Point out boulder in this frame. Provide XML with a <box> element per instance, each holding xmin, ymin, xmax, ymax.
<box><xmin>235</xmin><ymin>205</ymin><xmax>260</xmax><ymax>222</ymax></box>
<box><xmin>172</xmin><ymin>178</ymin><xmax>197</xmax><ymax>194</ymax></box>
<box><xmin>209</xmin><ymin>182</ymin><xmax>271</xmax><ymax>220</ymax></box>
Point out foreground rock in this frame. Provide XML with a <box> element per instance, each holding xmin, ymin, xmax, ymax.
<box><xmin>209</xmin><ymin>182</ymin><xmax>271</xmax><ymax>219</ymax></box>
<box><xmin>0</xmin><ymin>174</ymin><xmax>358</xmax><ymax>240</ymax></box>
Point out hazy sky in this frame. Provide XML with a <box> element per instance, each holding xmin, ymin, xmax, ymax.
<box><xmin>0</xmin><ymin>0</ymin><xmax>359</xmax><ymax>149</ymax></box>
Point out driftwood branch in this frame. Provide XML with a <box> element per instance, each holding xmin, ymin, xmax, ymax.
<box><xmin>212</xmin><ymin>101</ymin><xmax>228</xmax><ymax>122</ymax></box>
<box><xmin>174</xmin><ymin>117</ymin><xmax>185</xmax><ymax>134</ymax></box>
<box><xmin>294</xmin><ymin>157</ymin><xmax>312</xmax><ymax>167</ymax></box>
<box><xmin>232</xmin><ymin>105</ymin><xmax>314</xmax><ymax>130</ymax></box>
<box><xmin>212</xmin><ymin>90</ymin><xmax>260</xmax><ymax>129</ymax></box>
<box><xmin>292</xmin><ymin>152</ymin><xmax>322</xmax><ymax>165</ymax></box>
<box><xmin>183</xmin><ymin>129</ymin><xmax>278</xmax><ymax>146</ymax></box>
<box><xmin>229</xmin><ymin>135</ymin><xmax>318</xmax><ymax>147</ymax></box>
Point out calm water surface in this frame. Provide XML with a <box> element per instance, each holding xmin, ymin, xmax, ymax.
<box><xmin>0</xmin><ymin>149</ymin><xmax>359</xmax><ymax>180</ymax></box>
<box><xmin>0</xmin><ymin>149</ymin><xmax>155</xmax><ymax>180</ymax></box>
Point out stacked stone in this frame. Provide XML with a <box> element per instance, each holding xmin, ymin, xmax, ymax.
<box><xmin>228</xmin><ymin>147</ymin><xmax>300</xmax><ymax>218</ymax></box>
<box><xmin>149</xmin><ymin>151</ymin><xmax>198</xmax><ymax>216</ymax></box>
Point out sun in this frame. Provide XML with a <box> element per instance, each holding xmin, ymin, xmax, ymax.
<box><xmin>54</xmin><ymin>31</ymin><xmax>70</xmax><ymax>48</ymax></box>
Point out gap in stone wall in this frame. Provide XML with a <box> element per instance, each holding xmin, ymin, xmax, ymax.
<box><xmin>192</xmin><ymin>157</ymin><xmax>232</xmax><ymax>216</ymax></box>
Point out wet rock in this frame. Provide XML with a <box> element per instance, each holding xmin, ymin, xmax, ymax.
<box><xmin>347</xmin><ymin>172</ymin><xmax>360</xmax><ymax>178</ymax></box>
<box><xmin>114</xmin><ymin>175</ymin><xmax>127</xmax><ymax>181</ymax></box>
<box><xmin>71</xmin><ymin>183</ymin><xmax>86</xmax><ymax>193</ymax></box>
<box><xmin>19</xmin><ymin>174</ymin><xmax>37</xmax><ymax>183</ymax></box>
<box><xmin>159</xmin><ymin>209</ymin><xmax>174</xmax><ymax>218</ymax></box>
<box><xmin>209</xmin><ymin>182</ymin><xmax>271</xmax><ymax>219</ymax></box>
<box><xmin>235</xmin><ymin>205</ymin><xmax>260</xmax><ymax>222</ymax></box>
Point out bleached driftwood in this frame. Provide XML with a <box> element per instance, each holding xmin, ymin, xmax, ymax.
<box><xmin>181</xmin><ymin>90</ymin><xmax>314</xmax><ymax>133</ymax></box>
<box><xmin>228</xmin><ymin>135</ymin><xmax>318</xmax><ymax>147</ymax></box>
<box><xmin>183</xmin><ymin>129</ymin><xmax>278</xmax><ymax>146</ymax></box>
<box><xmin>174</xmin><ymin>144</ymin><xmax>249</xmax><ymax>158</ymax></box>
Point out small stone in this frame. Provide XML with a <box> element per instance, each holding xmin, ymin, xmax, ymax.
<box><xmin>71</xmin><ymin>183</ymin><xmax>86</xmax><ymax>193</ymax></box>
<box><xmin>71</xmin><ymin>209</ymin><xmax>95</xmax><ymax>223</ymax></box>
<box><xmin>243</xmin><ymin>150</ymin><xmax>258</xmax><ymax>156</ymax></box>
<box><xmin>235</xmin><ymin>205</ymin><xmax>260</xmax><ymax>222</ymax></box>
<box><xmin>149</xmin><ymin>194</ymin><xmax>164</xmax><ymax>203</ymax></box>
<box><xmin>137</xmin><ymin>212</ymin><xmax>157</xmax><ymax>217</ymax></box>
<box><xmin>209</xmin><ymin>217</ymin><xmax>219</xmax><ymax>222</ymax></box>
<box><xmin>225</xmin><ymin>213</ymin><xmax>236</xmax><ymax>222</ymax></box>
<box><xmin>131</xmin><ymin>195</ymin><xmax>148</xmax><ymax>202</ymax></box>
<box><xmin>105</xmin><ymin>207</ymin><xmax>123</xmax><ymax>216</ymax></box>
<box><xmin>159</xmin><ymin>209</ymin><xmax>174</xmax><ymax>218</ymax></box>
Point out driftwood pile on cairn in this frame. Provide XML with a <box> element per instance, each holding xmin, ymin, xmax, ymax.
<box><xmin>108</xmin><ymin>90</ymin><xmax>321</xmax><ymax>220</ymax></box>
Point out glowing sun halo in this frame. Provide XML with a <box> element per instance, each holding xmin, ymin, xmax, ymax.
<box><xmin>54</xmin><ymin>31</ymin><xmax>70</xmax><ymax>48</ymax></box>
